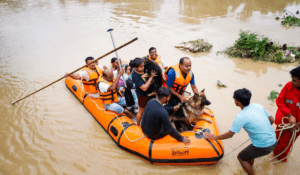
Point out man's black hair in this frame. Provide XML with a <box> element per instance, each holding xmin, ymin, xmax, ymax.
<box><xmin>85</xmin><ymin>57</ymin><xmax>94</xmax><ymax>64</ymax></box>
<box><xmin>157</xmin><ymin>87</ymin><xmax>171</xmax><ymax>99</ymax></box>
<box><xmin>149</xmin><ymin>47</ymin><xmax>156</xmax><ymax>53</ymax></box>
<box><xmin>233</xmin><ymin>88</ymin><xmax>252</xmax><ymax>106</ymax></box>
<box><xmin>179</xmin><ymin>57</ymin><xmax>189</xmax><ymax>65</ymax></box>
<box><xmin>290</xmin><ymin>66</ymin><xmax>300</xmax><ymax>79</ymax></box>
<box><xmin>111</xmin><ymin>57</ymin><xmax>118</xmax><ymax>63</ymax></box>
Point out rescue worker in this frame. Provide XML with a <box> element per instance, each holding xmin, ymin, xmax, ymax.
<box><xmin>273</xmin><ymin>66</ymin><xmax>300</xmax><ymax>162</ymax></box>
<box><xmin>65</xmin><ymin>57</ymin><xmax>103</xmax><ymax>98</ymax></box>
<box><xmin>98</xmin><ymin>69</ymin><xmax>133</xmax><ymax>118</ymax></box>
<box><xmin>148</xmin><ymin>47</ymin><xmax>167</xmax><ymax>82</ymax></box>
<box><xmin>165</xmin><ymin>57</ymin><xmax>199</xmax><ymax>130</ymax></box>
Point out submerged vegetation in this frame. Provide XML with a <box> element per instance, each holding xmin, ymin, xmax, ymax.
<box><xmin>279</xmin><ymin>15</ymin><xmax>300</xmax><ymax>26</ymax></box>
<box><xmin>175</xmin><ymin>39</ymin><xmax>213</xmax><ymax>53</ymax></box>
<box><xmin>276</xmin><ymin>10</ymin><xmax>300</xmax><ymax>27</ymax></box>
<box><xmin>268</xmin><ymin>90</ymin><xmax>279</xmax><ymax>100</ymax></box>
<box><xmin>221</xmin><ymin>31</ymin><xmax>300</xmax><ymax>63</ymax></box>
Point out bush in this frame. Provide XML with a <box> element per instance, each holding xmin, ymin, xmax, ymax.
<box><xmin>222</xmin><ymin>31</ymin><xmax>299</xmax><ymax>63</ymax></box>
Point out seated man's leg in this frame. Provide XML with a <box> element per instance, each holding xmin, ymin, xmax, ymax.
<box><xmin>117</xmin><ymin>97</ymin><xmax>133</xmax><ymax>118</ymax></box>
<box><xmin>104</xmin><ymin>103</ymin><xmax>124</xmax><ymax>114</ymax></box>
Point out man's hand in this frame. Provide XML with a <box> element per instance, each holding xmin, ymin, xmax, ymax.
<box><xmin>103</xmin><ymin>66</ymin><xmax>108</xmax><ymax>70</ymax></box>
<box><xmin>162</xmin><ymin>74</ymin><xmax>167</xmax><ymax>82</ymax></box>
<box><xmin>173</xmin><ymin>104</ymin><xmax>180</xmax><ymax>112</ymax></box>
<box><xmin>203</xmin><ymin>110</ymin><xmax>214</xmax><ymax>117</ymax></box>
<box><xmin>179</xmin><ymin>95</ymin><xmax>187</xmax><ymax>103</ymax></box>
<box><xmin>289</xmin><ymin>115</ymin><xmax>296</xmax><ymax>125</ymax></box>
<box><xmin>65</xmin><ymin>73</ymin><xmax>70</xmax><ymax>78</ymax></box>
<box><xmin>290</xmin><ymin>122</ymin><xmax>300</xmax><ymax>131</ymax></box>
<box><xmin>118</xmin><ymin>69</ymin><xmax>124</xmax><ymax>77</ymax></box>
<box><xmin>182</xmin><ymin>136</ymin><xmax>191</xmax><ymax>145</ymax></box>
<box><xmin>204</xmin><ymin>132</ymin><xmax>217</xmax><ymax>140</ymax></box>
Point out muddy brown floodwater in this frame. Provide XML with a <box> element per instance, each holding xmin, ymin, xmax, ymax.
<box><xmin>1</xmin><ymin>0</ymin><xmax>300</xmax><ymax>174</ymax></box>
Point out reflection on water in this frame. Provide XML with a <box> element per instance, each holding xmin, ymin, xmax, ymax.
<box><xmin>179</xmin><ymin>0</ymin><xmax>299</xmax><ymax>24</ymax></box>
<box><xmin>1</xmin><ymin>0</ymin><xmax>300</xmax><ymax>174</ymax></box>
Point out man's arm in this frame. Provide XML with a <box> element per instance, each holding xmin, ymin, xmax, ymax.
<box><xmin>190</xmin><ymin>74</ymin><xmax>198</xmax><ymax>94</ymax></box>
<box><xmin>276</xmin><ymin>84</ymin><xmax>291</xmax><ymax>116</ymax></box>
<box><xmin>268</xmin><ymin>115</ymin><xmax>275</xmax><ymax>125</ymax></box>
<box><xmin>204</xmin><ymin>130</ymin><xmax>235</xmax><ymax>140</ymax></box>
<box><xmin>162</xmin><ymin>112</ymin><xmax>190</xmax><ymax>145</ymax></box>
<box><xmin>107</xmin><ymin>70</ymin><xmax>124</xmax><ymax>92</ymax></box>
<box><xmin>191</xmin><ymin>85</ymin><xmax>198</xmax><ymax>94</ymax></box>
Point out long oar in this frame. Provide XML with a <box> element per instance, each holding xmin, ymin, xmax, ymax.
<box><xmin>12</xmin><ymin>37</ymin><xmax>138</xmax><ymax>105</ymax></box>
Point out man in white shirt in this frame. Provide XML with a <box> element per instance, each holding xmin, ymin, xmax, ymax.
<box><xmin>65</xmin><ymin>57</ymin><xmax>103</xmax><ymax>98</ymax></box>
<box><xmin>98</xmin><ymin>69</ymin><xmax>133</xmax><ymax>118</ymax></box>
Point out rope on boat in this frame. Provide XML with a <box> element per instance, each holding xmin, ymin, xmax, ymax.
<box><xmin>90</xmin><ymin>97</ymin><xmax>146</xmax><ymax>143</ymax></box>
<box><xmin>270</xmin><ymin>116</ymin><xmax>299</xmax><ymax>163</ymax></box>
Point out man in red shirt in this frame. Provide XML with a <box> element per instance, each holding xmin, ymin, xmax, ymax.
<box><xmin>273</xmin><ymin>66</ymin><xmax>300</xmax><ymax>161</ymax></box>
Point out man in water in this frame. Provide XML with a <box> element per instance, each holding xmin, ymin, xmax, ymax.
<box><xmin>273</xmin><ymin>66</ymin><xmax>300</xmax><ymax>162</ymax></box>
<box><xmin>204</xmin><ymin>88</ymin><xmax>276</xmax><ymax>175</ymax></box>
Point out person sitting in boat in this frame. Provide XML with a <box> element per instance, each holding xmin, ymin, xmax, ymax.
<box><xmin>204</xmin><ymin>88</ymin><xmax>276</xmax><ymax>175</ymax></box>
<box><xmin>111</xmin><ymin>57</ymin><xmax>129</xmax><ymax>88</ymax></box>
<box><xmin>98</xmin><ymin>69</ymin><xmax>133</xmax><ymax>118</ymax></box>
<box><xmin>130</xmin><ymin>57</ymin><xmax>158</xmax><ymax>126</ymax></box>
<box><xmin>148</xmin><ymin>47</ymin><xmax>168</xmax><ymax>71</ymax></box>
<box><xmin>65</xmin><ymin>57</ymin><xmax>103</xmax><ymax>98</ymax></box>
<box><xmin>141</xmin><ymin>87</ymin><xmax>190</xmax><ymax>145</ymax></box>
<box><xmin>148</xmin><ymin>47</ymin><xmax>167</xmax><ymax>82</ymax></box>
<box><xmin>165</xmin><ymin>57</ymin><xmax>199</xmax><ymax>131</ymax></box>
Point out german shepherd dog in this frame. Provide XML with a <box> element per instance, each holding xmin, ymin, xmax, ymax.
<box><xmin>171</xmin><ymin>89</ymin><xmax>213</xmax><ymax>131</ymax></box>
<box><xmin>141</xmin><ymin>56</ymin><xmax>163</xmax><ymax>95</ymax></box>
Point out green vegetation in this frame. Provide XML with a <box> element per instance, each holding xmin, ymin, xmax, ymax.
<box><xmin>222</xmin><ymin>31</ymin><xmax>300</xmax><ymax>63</ymax></box>
<box><xmin>268</xmin><ymin>90</ymin><xmax>279</xmax><ymax>100</ymax></box>
<box><xmin>187</xmin><ymin>39</ymin><xmax>213</xmax><ymax>52</ymax></box>
<box><xmin>175</xmin><ymin>39</ymin><xmax>213</xmax><ymax>53</ymax></box>
<box><xmin>281</xmin><ymin>16</ymin><xmax>300</xmax><ymax>26</ymax></box>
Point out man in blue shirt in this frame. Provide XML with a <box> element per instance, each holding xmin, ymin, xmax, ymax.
<box><xmin>204</xmin><ymin>88</ymin><xmax>276</xmax><ymax>175</ymax></box>
<box><xmin>165</xmin><ymin>57</ymin><xmax>198</xmax><ymax>131</ymax></box>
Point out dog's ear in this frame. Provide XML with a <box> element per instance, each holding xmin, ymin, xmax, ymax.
<box><xmin>201</xmin><ymin>88</ymin><xmax>205</xmax><ymax>93</ymax></box>
<box><xmin>193</xmin><ymin>93</ymin><xmax>199</xmax><ymax>100</ymax></box>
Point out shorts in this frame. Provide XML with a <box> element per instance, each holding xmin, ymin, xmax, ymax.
<box><xmin>238</xmin><ymin>143</ymin><xmax>277</xmax><ymax>161</ymax></box>
<box><xmin>138</xmin><ymin>95</ymin><xmax>156</xmax><ymax>108</ymax></box>
<box><xmin>104</xmin><ymin>97</ymin><xmax>126</xmax><ymax>114</ymax></box>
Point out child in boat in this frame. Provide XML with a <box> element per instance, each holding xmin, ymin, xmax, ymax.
<box><xmin>204</xmin><ymin>88</ymin><xmax>276</xmax><ymax>175</ymax></box>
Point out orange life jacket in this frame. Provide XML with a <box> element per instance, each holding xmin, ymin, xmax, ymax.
<box><xmin>149</xmin><ymin>55</ymin><xmax>161</xmax><ymax>64</ymax></box>
<box><xmin>82</xmin><ymin>67</ymin><xmax>103</xmax><ymax>93</ymax></box>
<box><xmin>98</xmin><ymin>77</ymin><xmax>123</xmax><ymax>104</ymax></box>
<box><xmin>165</xmin><ymin>64</ymin><xmax>193</xmax><ymax>95</ymax></box>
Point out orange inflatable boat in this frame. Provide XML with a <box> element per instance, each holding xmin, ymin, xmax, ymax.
<box><xmin>65</xmin><ymin>77</ymin><xmax>224</xmax><ymax>165</ymax></box>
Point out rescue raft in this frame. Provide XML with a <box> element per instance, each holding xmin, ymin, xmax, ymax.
<box><xmin>65</xmin><ymin>77</ymin><xmax>224</xmax><ymax>165</ymax></box>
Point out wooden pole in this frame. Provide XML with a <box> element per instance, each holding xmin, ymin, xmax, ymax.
<box><xmin>12</xmin><ymin>37</ymin><xmax>138</xmax><ymax>105</ymax></box>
